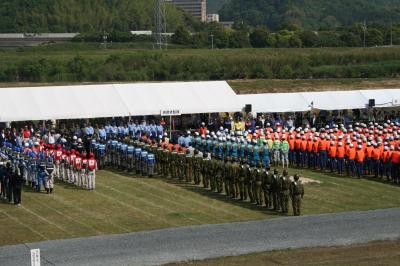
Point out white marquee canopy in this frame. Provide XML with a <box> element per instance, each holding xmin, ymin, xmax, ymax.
<box><xmin>1</xmin><ymin>82</ymin><xmax>399</xmax><ymax>122</ymax></box>
<box><xmin>239</xmin><ymin>89</ymin><xmax>400</xmax><ymax>113</ymax></box>
<box><xmin>0</xmin><ymin>81</ymin><xmax>243</xmax><ymax>122</ymax></box>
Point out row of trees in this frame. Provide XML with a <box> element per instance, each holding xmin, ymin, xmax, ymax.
<box><xmin>0</xmin><ymin>0</ymin><xmax>201</xmax><ymax>33</ymax></box>
<box><xmin>219</xmin><ymin>0</ymin><xmax>400</xmax><ymax>30</ymax></box>
<box><xmin>1</xmin><ymin>48</ymin><xmax>399</xmax><ymax>82</ymax></box>
<box><xmin>171</xmin><ymin>22</ymin><xmax>400</xmax><ymax>49</ymax></box>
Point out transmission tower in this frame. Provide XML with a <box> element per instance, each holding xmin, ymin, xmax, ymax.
<box><xmin>154</xmin><ymin>0</ymin><xmax>167</xmax><ymax>49</ymax></box>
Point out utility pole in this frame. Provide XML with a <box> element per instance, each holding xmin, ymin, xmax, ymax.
<box><xmin>154</xmin><ymin>0</ymin><xmax>167</xmax><ymax>49</ymax></box>
<box><xmin>103</xmin><ymin>31</ymin><xmax>108</xmax><ymax>48</ymax></box>
<box><xmin>210</xmin><ymin>34</ymin><xmax>214</xmax><ymax>50</ymax></box>
<box><xmin>362</xmin><ymin>20</ymin><xmax>367</xmax><ymax>48</ymax></box>
<box><xmin>390</xmin><ymin>21</ymin><xmax>393</xmax><ymax>46</ymax></box>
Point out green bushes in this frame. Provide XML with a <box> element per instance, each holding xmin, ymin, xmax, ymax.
<box><xmin>0</xmin><ymin>46</ymin><xmax>399</xmax><ymax>82</ymax></box>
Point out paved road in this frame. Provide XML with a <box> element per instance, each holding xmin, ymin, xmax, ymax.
<box><xmin>1</xmin><ymin>208</ymin><xmax>400</xmax><ymax>266</ymax></box>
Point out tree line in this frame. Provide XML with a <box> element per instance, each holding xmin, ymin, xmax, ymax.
<box><xmin>1</xmin><ymin>47</ymin><xmax>399</xmax><ymax>83</ymax></box>
<box><xmin>170</xmin><ymin>22</ymin><xmax>400</xmax><ymax>49</ymax></box>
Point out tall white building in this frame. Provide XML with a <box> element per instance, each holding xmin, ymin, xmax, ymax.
<box><xmin>169</xmin><ymin>0</ymin><xmax>207</xmax><ymax>22</ymax></box>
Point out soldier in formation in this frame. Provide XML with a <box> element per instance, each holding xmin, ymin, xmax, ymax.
<box><xmin>150</xmin><ymin>137</ymin><xmax>305</xmax><ymax>216</ymax></box>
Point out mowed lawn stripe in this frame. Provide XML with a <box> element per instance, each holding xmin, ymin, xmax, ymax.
<box><xmin>100</xmin><ymin>174</ymin><xmax>227</xmax><ymax>224</ymax></box>
<box><xmin>1</xmin><ymin>168</ymin><xmax>399</xmax><ymax>247</ymax></box>
<box><xmin>51</xmin><ymin>194</ymin><xmax>132</xmax><ymax>234</ymax></box>
<box><xmin>26</xmin><ymin>195</ymin><xmax>102</xmax><ymax>235</ymax></box>
<box><xmin>96</xmin><ymin>182</ymin><xmax>204</xmax><ymax>225</ymax></box>
<box><xmin>0</xmin><ymin>209</ymin><xmax>48</xmax><ymax>243</ymax></box>
<box><xmin>91</xmin><ymin>190</ymin><xmax>174</xmax><ymax>227</ymax></box>
<box><xmin>105</xmin><ymin>171</ymin><xmax>265</xmax><ymax>221</ymax></box>
<box><xmin>292</xmin><ymin>168</ymin><xmax>400</xmax><ymax>215</ymax></box>
<box><xmin>20</xmin><ymin>206</ymin><xmax>74</xmax><ymax>237</ymax></box>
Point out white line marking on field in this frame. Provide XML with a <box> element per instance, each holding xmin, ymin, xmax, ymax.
<box><xmin>51</xmin><ymin>194</ymin><xmax>131</xmax><ymax>233</ymax></box>
<box><xmin>21</xmin><ymin>206</ymin><xmax>73</xmax><ymax>237</ymax></box>
<box><xmin>92</xmin><ymin>190</ymin><xmax>175</xmax><ymax>226</ymax></box>
<box><xmin>0</xmin><ymin>210</ymin><xmax>48</xmax><ymax>241</ymax></box>
<box><xmin>102</xmin><ymin>176</ymin><xmax>220</xmax><ymax>222</ymax></box>
<box><xmin>27</xmin><ymin>196</ymin><xmax>102</xmax><ymax>235</ymax></box>
<box><xmin>97</xmin><ymin>182</ymin><xmax>203</xmax><ymax>224</ymax></box>
<box><xmin>105</xmin><ymin>171</ymin><xmax>241</xmax><ymax>219</ymax></box>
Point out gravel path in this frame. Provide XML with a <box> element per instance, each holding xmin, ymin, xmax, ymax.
<box><xmin>1</xmin><ymin>208</ymin><xmax>399</xmax><ymax>266</ymax></box>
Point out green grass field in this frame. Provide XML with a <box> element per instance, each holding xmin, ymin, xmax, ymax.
<box><xmin>0</xmin><ymin>168</ymin><xmax>399</xmax><ymax>246</ymax></box>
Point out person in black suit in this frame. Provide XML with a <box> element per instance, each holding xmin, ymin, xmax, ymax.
<box><xmin>310</xmin><ymin>113</ymin><xmax>319</xmax><ymax>128</ymax></box>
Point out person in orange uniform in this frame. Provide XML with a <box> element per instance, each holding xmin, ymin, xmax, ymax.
<box><xmin>312</xmin><ymin>137</ymin><xmax>319</xmax><ymax>169</ymax></box>
<box><xmin>364</xmin><ymin>142</ymin><xmax>374</xmax><ymax>175</ymax></box>
<box><xmin>306</xmin><ymin>136</ymin><xmax>313</xmax><ymax>168</ymax></box>
<box><xmin>382</xmin><ymin>146</ymin><xmax>392</xmax><ymax>179</ymax></box>
<box><xmin>391</xmin><ymin>146</ymin><xmax>400</xmax><ymax>184</ymax></box>
<box><xmin>328</xmin><ymin>141</ymin><xmax>337</xmax><ymax>172</ymax></box>
<box><xmin>300</xmin><ymin>136</ymin><xmax>307</xmax><ymax>167</ymax></box>
<box><xmin>346</xmin><ymin>143</ymin><xmax>356</xmax><ymax>177</ymax></box>
<box><xmin>288</xmin><ymin>135</ymin><xmax>295</xmax><ymax>166</ymax></box>
<box><xmin>294</xmin><ymin>134</ymin><xmax>302</xmax><ymax>167</ymax></box>
<box><xmin>355</xmin><ymin>145</ymin><xmax>365</xmax><ymax>178</ymax></box>
<box><xmin>336</xmin><ymin>142</ymin><xmax>345</xmax><ymax>174</ymax></box>
<box><xmin>318</xmin><ymin>135</ymin><xmax>328</xmax><ymax>170</ymax></box>
<box><xmin>372</xmin><ymin>143</ymin><xmax>382</xmax><ymax>178</ymax></box>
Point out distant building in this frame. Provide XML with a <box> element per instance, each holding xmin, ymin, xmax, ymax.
<box><xmin>207</xmin><ymin>14</ymin><xmax>220</xmax><ymax>23</ymax></box>
<box><xmin>130</xmin><ymin>31</ymin><xmax>174</xmax><ymax>37</ymax></box>
<box><xmin>168</xmin><ymin>0</ymin><xmax>207</xmax><ymax>22</ymax></box>
<box><xmin>220</xmin><ymin>21</ymin><xmax>234</xmax><ymax>29</ymax></box>
<box><xmin>0</xmin><ymin>33</ymin><xmax>79</xmax><ymax>47</ymax></box>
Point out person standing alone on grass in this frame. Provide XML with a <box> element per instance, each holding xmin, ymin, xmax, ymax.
<box><xmin>12</xmin><ymin>160</ymin><xmax>23</xmax><ymax>205</ymax></box>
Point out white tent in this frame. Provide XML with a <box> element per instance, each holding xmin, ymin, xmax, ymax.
<box><xmin>238</xmin><ymin>89</ymin><xmax>400</xmax><ymax>113</ymax></box>
<box><xmin>0</xmin><ymin>81</ymin><xmax>242</xmax><ymax>122</ymax></box>
<box><xmin>239</xmin><ymin>93</ymin><xmax>310</xmax><ymax>113</ymax></box>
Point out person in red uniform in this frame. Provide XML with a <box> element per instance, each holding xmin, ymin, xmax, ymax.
<box><xmin>199</xmin><ymin>122</ymin><xmax>207</xmax><ymax>136</ymax></box>
<box><xmin>87</xmin><ymin>153</ymin><xmax>97</xmax><ymax>190</ymax></box>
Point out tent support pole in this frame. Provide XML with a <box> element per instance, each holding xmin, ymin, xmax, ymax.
<box><xmin>169</xmin><ymin>115</ymin><xmax>172</xmax><ymax>140</ymax></box>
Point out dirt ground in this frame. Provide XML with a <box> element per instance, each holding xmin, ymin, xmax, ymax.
<box><xmin>229</xmin><ymin>78</ymin><xmax>400</xmax><ymax>94</ymax></box>
<box><xmin>168</xmin><ymin>240</ymin><xmax>400</xmax><ymax>266</ymax></box>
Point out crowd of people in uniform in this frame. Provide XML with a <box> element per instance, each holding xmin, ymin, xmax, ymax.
<box><xmin>0</xmin><ymin>131</ymin><xmax>98</xmax><ymax>206</ymax></box>
<box><xmin>1</xmin><ymin>114</ymin><xmax>399</xmax><ymax>216</ymax></box>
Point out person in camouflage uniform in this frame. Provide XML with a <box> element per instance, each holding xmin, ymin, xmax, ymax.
<box><xmin>216</xmin><ymin>157</ymin><xmax>224</xmax><ymax>193</ymax></box>
<box><xmin>238</xmin><ymin>161</ymin><xmax>247</xmax><ymax>201</ymax></box>
<box><xmin>162</xmin><ymin>147</ymin><xmax>170</xmax><ymax>178</ymax></box>
<box><xmin>170</xmin><ymin>149</ymin><xmax>178</xmax><ymax>179</ymax></box>
<box><xmin>261</xmin><ymin>168</ymin><xmax>272</xmax><ymax>208</ymax></box>
<box><xmin>210</xmin><ymin>154</ymin><xmax>218</xmax><ymax>191</ymax></box>
<box><xmin>279</xmin><ymin>169</ymin><xmax>292</xmax><ymax>214</ymax></box>
<box><xmin>177</xmin><ymin>147</ymin><xmax>185</xmax><ymax>181</ymax></box>
<box><xmin>185</xmin><ymin>149</ymin><xmax>193</xmax><ymax>183</ymax></box>
<box><xmin>223</xmin><ymin>157</ymin><xmax>232</xmax><ymax>196</ymax></box>
<box><xmin>230</xmin><ymin>157</ymin><xmax>240</xmax><ymax>199</ymax></box>
<box><xmin>156</xmin><ymin>144</ymin><xmax>164</xmax><ymax>175</ymax></box>
<box><xmin>246</xmin><ymin>164</ymin><xmax>255</xmax><ymax>203</ymax></box>
<box><xmin>202</xmin><ymin>153</ymin><xmax>211</xmax><ymax>188</ymax></box>
<box><xmin>254</xmin><ymin>162</ymin><xmax>263</xmax><ymax>205</ymax></box>
<box><xmin>271</xmin><ymin>169</ymin><xmax>281</xmax><ymax>211</ymax></box>
<box><xmin>290</xmin><ymin>174</ymin><xmax>304</xmax><ymax>216</ymax></box>
<box><xmin>193</xmin><ymin>150</ymin><xmax>202</xmax><ymax>185</ymax></box>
